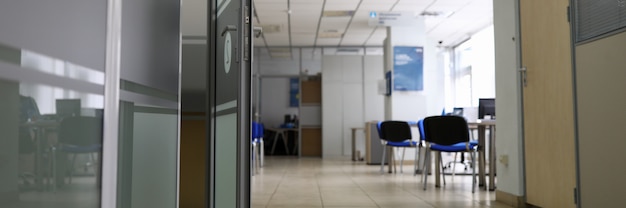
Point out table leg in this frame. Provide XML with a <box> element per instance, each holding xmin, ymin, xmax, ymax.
<box><xmin>478</xmin><ymin>126</ymin><xmax>486</xmax><ymax>189</ymax></box>
<box><xmin>281</xmin><ymin>131</ymin><xmax>290</xmax><ymax>155</ymax></box>
<box><xmin>352</xmin><ymin>129</ymin><xmax>356</xmax><ymax>161</ymax></box>
<box><xmin>489</xmin><ymin>126</ymin><xmax>496</xmax><ymax>191</ymax></box>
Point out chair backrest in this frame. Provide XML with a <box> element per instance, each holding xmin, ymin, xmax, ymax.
<box><xmin>252</xmin><ymin>121</ymin><xmax>259</xmax><ymax>139</ymax></box>
<box><xmin>379</xmin><ymin>121</ymin><xmax>412</xmax><ymax>142</ymax></box>
<box><xmin>251</xmin><ymin>122</ymin><xmax>265</xmax><ymax>140</ymax></box>
<box><xmin>417</xmin><ymin>119</ymin><xmax>426</xmax><ymax>141</ymax></box>
<box><xmin>58</xmin><ymin>116</ymin><xmax>103</xmax><ymax>146</ymax></box>
<box><xmin>422</xmin><ymin>116</ymin><xmax>470</xmax><ymax>145</ymax></box>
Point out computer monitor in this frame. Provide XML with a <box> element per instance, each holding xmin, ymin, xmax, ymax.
<box><xmin>56</xmin><ymin>99</ymin><xmax>81</xmax><ymax>117</ymax></box>
<box><xmin>478</xmin><ymin>98</ymin><xmax>495</xmax><ymax>119</ymax></box>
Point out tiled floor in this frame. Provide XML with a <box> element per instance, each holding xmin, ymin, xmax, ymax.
<box><xmin>252</xmin><ymin>156</ymin><xmax>511</xmax><ymax>208</ymax></box>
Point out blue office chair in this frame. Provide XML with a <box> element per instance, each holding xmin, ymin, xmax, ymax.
<box><xmin>251</xmin><ymin>122</ymin><xmax>264</xmax><ymax>174</ymax></box>
<box><xmin>421</xmin><ymin>116</ymin><xmax>478</xmax><ymax>193</ymax></box>
<box><xmin>52</xmin><ymin>116</ymin><xmax>102</xmax><ymax>189</ymax></box>
<box><xmin>377</xmin><ymin>121</ymin><xmax>420</xmax><ymax>174</ymax></box>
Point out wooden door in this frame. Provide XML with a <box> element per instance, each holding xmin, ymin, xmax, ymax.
<box><xmin>520</xmin><ymin>0</ymin><xmax>576</xmax><ymax>207</ymax></box>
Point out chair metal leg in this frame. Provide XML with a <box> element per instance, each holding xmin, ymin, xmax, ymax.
<box><xmin>440</xmin><ymin>152</ymin><xmax>446</xmax><ymax>186</ymax></box>
<box><xmin>251</xmin><ymin>142</ymin><xmax>257</xmax><ymax>175</ymax></box>
<box><xmin>400</xmin><ymin>148</ymin><xmax>406</xmax><ymax>174</ymax></box>
<box><xmin>259</xmin><ymin>138</ymin><xmax>264</xmax><ymax>167</ymax></box>
<box><xmin>422</xmin><ymin>149</ymin><xmax>430</xmax><ymax>191</ymax></box>
<box><xmin>413</xmin><ymin>146</ymin><xmax>419</xmax><ymax>176</ymax></box>
<box><xmin>69</xmin><ymin>153</ymin><xmax>77</xmax><ymax>184</ymax></box>
<box><xmin>380</xmin><ymin>145</ymin><xmax>386</xmax><ymax>174</ymax></box>
<box><xmin>471</xmin><ymin>149</ymin><xmax>477</xmax><ymax>193</ymax></box>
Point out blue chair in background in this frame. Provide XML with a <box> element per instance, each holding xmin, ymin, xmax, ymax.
<box><xmin>251</xmin><ymin>122</ymin><xmax>265</xmax><ymax>174</ymax></box>
<box><xmin>377</xmin><ymin>121</ymin><xmax>420</xmax><ymax>174</ymax></box>
<box><xmin>421</xmin><ymin>116</ymin><xmax>478</xmax><ymax>193</ymax></box>
<box><xmin>53</xmin><ymin>116</ymin><xmax>103</xmax><ymax>190</ymax></box>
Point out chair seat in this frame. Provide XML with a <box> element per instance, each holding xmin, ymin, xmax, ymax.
<box><xmin>59</xmin><ymin>144</ymin><xmax>102</xmax><ymax>153</ymax></box>
<box><xmin>386</xmin><ymin>140</ymin><xmax>419</xmax><ymax>147</ymax></box>
<box><xmin>431</xmin><ymin>142</ymin><xmax>477</xmax><ymax>152</ymax></box>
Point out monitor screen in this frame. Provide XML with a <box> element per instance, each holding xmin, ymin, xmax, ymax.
<box><xmin>56</xmin><ymin>99</ymin><xmax>81</xmax><ymax>117</ymax></box>
<box><xmin>478</xmin><ymin>98</ymin><xmax>495</xmax><ymax>119</ymax></box>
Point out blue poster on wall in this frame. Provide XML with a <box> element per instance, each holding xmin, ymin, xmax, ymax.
<box><xmin>393</xmin><ymin>46</ymin><xmax>423</xmax><ymax>91</ymax></box>
<box><xmin>289</xmin><ymin>78</ymin><xmax>299</xmax><ymax>107</ymax></box>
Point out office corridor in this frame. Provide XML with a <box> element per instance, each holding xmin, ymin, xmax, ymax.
<box><xmin>251</xmin><ymin>157</ymin><xmax>511</xmax><ymax>208</ymax></box>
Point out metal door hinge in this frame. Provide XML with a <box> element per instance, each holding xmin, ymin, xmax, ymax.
<box><xmin>567</xmin><ymin>6</ymin><xmax>571</xmax><ymax>22</ymax></box>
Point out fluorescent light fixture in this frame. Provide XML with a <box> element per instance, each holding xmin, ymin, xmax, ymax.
<box><xmin>322</xmin><ymin>10</ymin><xmax>354</xmax><ymax>17</ymax></box>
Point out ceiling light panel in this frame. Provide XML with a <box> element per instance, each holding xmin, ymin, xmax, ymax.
<box><xmin>316</xmin><ymin>38</ymin><xmax>341</xmax><ymax>46</ymax></box>
<box><xmin>292</xmin><ymin>36</ymin><xmax>316</xmax><ymax>46</ymax></box>
<box><xmin>426</xmin><ymin>0</ymin><xmax>472</xmax><ymax>13</ymax></box>
<box><xmin>392</xmin><ymin>1</ymin><xmax>430</xmax><ymax>12</ymax></box>
<box><xmin>340</xmin><ymin>35</ymin><xmax>369</xmax><ymax>46</ymax></box>
<box><xmin>325</xmin><ymin>0</ymin><xmax>361</xmax><ymax>10</ymax></box>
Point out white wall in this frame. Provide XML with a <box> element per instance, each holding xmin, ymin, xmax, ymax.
<box><xmin>322</xmin><ymin>55</ymin><xmax>364</xmax><ymax>157</ymax></box>
<box><xmin>260</xmin><ymin>77</ymin><xmax>298</xmax><ymax>128</ymax></box>
<box><xmin>386</xmin><ymin>18</ymin><xmax>445</xmax><ymax>121</ymax></box>
<box><xmin>256</xmin><ymin>48</ymin><xmax>322</xmax><ymax>127</ymax></box>
<box><xmin>493</xmin><ymin>0</ymin><xmax>524</xmax><ymax>196</ymax></box>
<box><xmin>382</xmin><ymin>18</ymin><xmax>446</xmax><ymax>163</ymax></box>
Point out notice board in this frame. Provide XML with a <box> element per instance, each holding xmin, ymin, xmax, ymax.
<box><xmin>393</xmin><ymin>46</ymin><xmax>423</xmax><ymax>91</ymax></box>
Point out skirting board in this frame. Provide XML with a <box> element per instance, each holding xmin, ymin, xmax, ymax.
<box><xmin>496</xmin><ymin>190</ymin><xmax>526</xmax><ymax>208</ymax></box>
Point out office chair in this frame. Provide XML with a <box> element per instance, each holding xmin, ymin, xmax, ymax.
<box><xmin>377</xmin><ymin>121</ymin><xmax>420</xmax><ymax>174</ymax></box>
<box><xmin>421</xmin><ymin>116</ymin><xmax>478</xmax><ymax>193</ymax></box>
<box><xmin>251</xmin><ymin>122</ymin><xmax>265</xmax><ymax>174</ymax></box>
<box><xmin>52</xmin><ymin>116</ymin><xmax>102</xmax><ymax>189</ymax></box>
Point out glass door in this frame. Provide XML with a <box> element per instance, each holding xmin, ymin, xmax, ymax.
<box><xmin>208</xmin><ymin>0</ymin><xmax>252</xmax><ymax>207</ymax></box>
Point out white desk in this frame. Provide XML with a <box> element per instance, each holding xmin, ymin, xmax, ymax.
<box><xmin>469</xmin><ymin>119</ymin><xmax>496</xmax><ymax>191</ymax></box>
<box><xmin>351</xmin><ymin>127</ymin><xmax>365</xmax><ymax>161</ymax></box>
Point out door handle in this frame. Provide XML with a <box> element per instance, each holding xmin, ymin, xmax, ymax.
<box><xmin>519</xmin><ymin>66</ymin><xmax>527</xmax><ymax>87</ymax></box>
<box><xmin>221</xmin><ymin>25</ymin><xmax>237</xmax><ymax>36</ymax></box>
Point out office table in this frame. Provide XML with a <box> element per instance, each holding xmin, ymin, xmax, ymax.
<box><xmin>470</xmin><ymin>119</ymin><xmax>496</xmax><ymax>191</ymax></box>
<box><xmin>433</xmin><ymin>119</ymin><xmax>496</xmax><ymax>191</ymax></box>
<box><xmin>266</xmin><ymin>127</ymin><xmax>299</xmax><ymax>155</ymax></box>
<box><xmin>351</xmin><ymin>127</ymin><xmax>365</xmax><ymax>161</ymax></box>
<box><xmin>22</xmin><ymin>120</ymin><xmax>60</xmax><ymax>191</ymax></box>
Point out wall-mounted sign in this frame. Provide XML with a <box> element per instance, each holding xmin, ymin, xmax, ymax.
<box><xmin>368</xmin><ymin>11</ymin><xmax>417</xmax><ymax>27</ymax></box>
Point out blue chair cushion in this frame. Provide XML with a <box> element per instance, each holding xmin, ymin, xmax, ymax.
<box><xmin>431</xmin><ymin>142</ymin><xmax>477</xmax><ymax>152</ymax></box>
<box><xmin>386</xmin><ymin>140</ymin><xmax>419</xmax><ymax>147</ymax></box>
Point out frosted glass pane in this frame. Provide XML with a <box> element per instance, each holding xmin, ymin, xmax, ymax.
<box><xmin>131</xmin><ymin>112</ymin><xmax>178</xmax><ymax>208</ymax></box>
<box><xmin>214</xmin><ymin>113</ymin><xmax>238</xmax><ymax>208</ymax></box>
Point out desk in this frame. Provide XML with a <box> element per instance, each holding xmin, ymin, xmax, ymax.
<box><xmin>469</xmin><ymin>120</ymin><xmax>496</xmax><ymax>191</ymax></box>
<box><xmin>351</xmin><ymin>127</ymin><xmax>364</xmax><ymax>161</ymax></box>
<box><xmin>266</xmin><ymin>127</ymin><xmax>299</xmax><ymax>155</ymax></box>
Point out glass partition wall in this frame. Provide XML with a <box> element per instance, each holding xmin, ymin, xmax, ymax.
<box><xmin>0</xmin><ymin>1</ymin><xmax>181</xmax><ymax>208</ymax></box>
